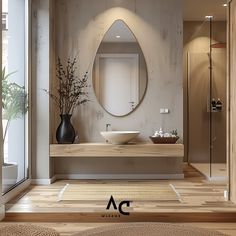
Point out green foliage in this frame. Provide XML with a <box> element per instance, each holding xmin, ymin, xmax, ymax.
<box><xmin>2</xmin><ymin>67</ymin><xmax>28</xmax><ymax>141</ymax></box>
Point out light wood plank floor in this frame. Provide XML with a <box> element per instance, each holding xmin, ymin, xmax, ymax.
<box><xmin>4</xmin><ymin>165</ymin><xmax>236</xmax><ymax>222</ymax></box>
<box><xmin>191</xmin><ymin>163</ymin><xmax>227</xmax><ymax>180</ymax></box>
<box><xmin>6</xmin><ymin>165</ymin><xmax>231</xmax><ymax>213</ymax></box>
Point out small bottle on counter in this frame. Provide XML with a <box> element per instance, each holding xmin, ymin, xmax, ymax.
<box><xmin>159</xmin><ymin>127</ymin><xmax>164</xmax><ymax>137</ymax></box>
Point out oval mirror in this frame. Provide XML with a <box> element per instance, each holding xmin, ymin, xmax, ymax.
<box><xmin>92</xmin><ymin>20</ymin><xmax>148</xmax><ymax>117</ymax></box>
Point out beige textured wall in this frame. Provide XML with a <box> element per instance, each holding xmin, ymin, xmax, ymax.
<box><xmin>52</xmin><ymin>0</ymin><xmax>183</xmax><ymax>175</ymax></box>
<box><xmin>53</xmin><ymin>0</ymin><xmax>183</xmax><ymax>142</ymax></box>
<box><xmin>31</xmin><ymin>0</ymin><xmax>55</xmax><ymax>180</ymax></box>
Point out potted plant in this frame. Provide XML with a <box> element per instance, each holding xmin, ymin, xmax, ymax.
<box><xmin>2</xmin><ymin>67</ymin><xmax>28</xmax><ymax>192</ymax></box>
<box><xmin>45</xmin><ymin>57</ymin><xmax>89</xmax><ymax>144</ymax></box>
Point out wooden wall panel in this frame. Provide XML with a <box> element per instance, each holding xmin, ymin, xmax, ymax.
<box><xmin>229</xmin><ymin>0</ymin><xmax>236</xmax><ymax>203</ymax></box>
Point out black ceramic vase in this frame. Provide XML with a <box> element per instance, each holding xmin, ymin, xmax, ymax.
<box><xmin>56</xmin><ymin>114</ymin><xmax>76</xmax><ymax>144</ymax></box>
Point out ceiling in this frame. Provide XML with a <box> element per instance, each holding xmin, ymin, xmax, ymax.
<box><xmin>102</xmin><ymin>1</ymin><xmax>228</xmax><ymax>43</ymax></box>
<box><xmin>183</xmin><ymin>0</ymin><xmax>228</xmax><ymax>21</ymax></box>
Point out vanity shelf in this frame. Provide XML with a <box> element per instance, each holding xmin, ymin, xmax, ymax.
<box><xmin>50</xmin><ymin>143</ymin><xmax>184</xmax><ymax>158</ymax></box>
<box><xmin>50</xmin><ymin>143</ymin><xmax>184</xmax><ymax>179</ymax></box>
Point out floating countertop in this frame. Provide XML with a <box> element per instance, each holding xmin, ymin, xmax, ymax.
<box><xmin>50</xmin><ymin>143</ymin><xmax>184</xmax><ymax>158</ymax></box>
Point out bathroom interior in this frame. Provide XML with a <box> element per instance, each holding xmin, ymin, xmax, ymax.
<box><xmin>1</xmin><ymin>0</ymin><xmax>232</xmax><ymax>223</ymax></box>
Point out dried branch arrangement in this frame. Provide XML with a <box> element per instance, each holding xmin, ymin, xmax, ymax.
<box><xmin>45</xmin><ymin>57</ymin><xmax>89</xmax><ymax>115</ymax></box>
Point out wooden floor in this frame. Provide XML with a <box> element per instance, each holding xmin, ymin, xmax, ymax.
<box><xmin>191</xmin><ymin>163</ymin><xmax>227</xmax><ymax>180</ymax></box>
<box><xmin>4</xmin><ymin>164</ymin><xmax>236</xmax><ymax>222</ymax></box>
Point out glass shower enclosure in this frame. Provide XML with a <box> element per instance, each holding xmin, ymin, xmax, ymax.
<box><xmin>186</xmin><ymin>19</ymin><xmax>227</xmax><ymax>181</ymax></box>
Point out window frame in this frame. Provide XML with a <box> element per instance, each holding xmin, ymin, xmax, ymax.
<box><xmin>1</xmin><ymin>0</ymin><xmax>32</xmax><ymax>201</ymax></box>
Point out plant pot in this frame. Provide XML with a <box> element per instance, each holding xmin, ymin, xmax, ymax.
<box><xmin>2</xmin><ymin>162</ymin><xmax>18</xmax><ymax>193</ymax></box>
<box><xmin>56</xmin><ymin>114</ymin><xmax>76</xmax><ymax>144</ymax></box>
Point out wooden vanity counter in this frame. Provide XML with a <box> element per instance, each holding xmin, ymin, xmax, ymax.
<box><xmin>50</xmin><ymin>143</ymin><xmax>184</xmax><ymax>179</ymax></box>
<box><xmin>50</xmin><ymin>143</ymin><xmax>184</xmax><ymax>158</ymax></box>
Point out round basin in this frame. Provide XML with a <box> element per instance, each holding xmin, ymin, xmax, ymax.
<box><xmin>100</xmin><ymin>131</ymin><xmax>140</xmax><ymax>145</ymax></box>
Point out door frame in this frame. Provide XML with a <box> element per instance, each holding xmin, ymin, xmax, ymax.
<box><xmin>94</xmin><ymin>53</ymin><xmax>139</xmax><ymax>115</ymax></box>
<box><xmin>228</xmin><ymin>0</ymin><xmax>236</xmax><ymax>203</ymax></box>
<box><xmin>0</xmin><ymin>0</ymin><xmax>4</xmax><ymax>220</ymax></box>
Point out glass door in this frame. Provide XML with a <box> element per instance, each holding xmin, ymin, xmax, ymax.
<box><xmin>187</xmin><ymin>18</ymin><xmax>227</xmax><ymax>182</ymax></box>
<box><xmin>210</xmin><ymin>20</ymin><xmax>227</xmax><ymax>181</ymax></box>
<box><xmin>187</xmin><ymin>20</ymin><xmax>211</xmax><ymax>178</ymax></box>
<box><xmin>2</xmin><ymin>0</ymin><xmax>29</xmax><ymax>194</ymax></box>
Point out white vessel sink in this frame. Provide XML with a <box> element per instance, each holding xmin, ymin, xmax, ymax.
<box><xmin>100</xmin><ymin>131</ymin><xmax>140</xmax><ymax>145</ymax></box>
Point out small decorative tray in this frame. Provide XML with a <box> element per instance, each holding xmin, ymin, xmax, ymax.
<box><xmin>149</xmin><ymin>136</ymin><xmax>179</xmax><ymax>144</ymax></box>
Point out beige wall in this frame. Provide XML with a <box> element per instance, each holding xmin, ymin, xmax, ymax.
<box><xmin>32</xmin><ymin>0</ymin><xmax>55</xmax><ymax>180</ymax></box>
<box><xmin>51</xmin><ymin>0</ymin><xmax>183</xmax><ymax>175</ymax></box>
<box><xmin>53</xmin><ymin>0</ymin><xmax>183</xmax><ymax>142</ymax></box>
<box><xmin>183</xmin><ymin>21</ymin><xmax>227</xmax><ymax>163</ymax></box>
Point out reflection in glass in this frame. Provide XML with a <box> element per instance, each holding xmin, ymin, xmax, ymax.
<box><xmin>2</xmin><ymin>0</ymin><xmax>28</xmax><ymax>194</ymax></box>
<box><xmin>92</xmin><ymin>20</ymin><xmax>148</xmax><ymax>117</ymax></box>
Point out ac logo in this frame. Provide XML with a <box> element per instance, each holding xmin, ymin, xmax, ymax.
<box><xmin>106</xmin><ymin>195</ymin><xmax>132</xmax><ymax>216</ymax></box>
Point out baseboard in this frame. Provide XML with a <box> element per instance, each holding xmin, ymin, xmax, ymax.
<box><xmin>30</xmin><ymin>173</ymin><xmax>184</xmax><ymax>184</ymax></box>
<box><xmin>55</xmin><ymin>173</ymin><xmax>184</xmax><ymax>180</ymax></box>
<box><xmin>31</xmin><ymin>175</ymin><xmax>57</xmax><ymax>185</ymax></box>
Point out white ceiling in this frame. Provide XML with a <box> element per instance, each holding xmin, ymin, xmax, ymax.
<box><xmin>103</xmin><ymin>20</ymin><xmax>136</xmax><ymax>43</ymax></box>
<box><xmin>183</xmin><ymin>0</ymin><xmax>228</xmax><ymax>21</ymax></box>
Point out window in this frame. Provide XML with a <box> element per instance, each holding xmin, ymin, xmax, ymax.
<box><xmin>2</xmin><ymin>13</ymin><xmax>8</xmax><ymax>31</ymax></box>
<box><xmin>2</xmin><ymin>0</ymin><xmax>29</xmax><ymax>194</ymax></box>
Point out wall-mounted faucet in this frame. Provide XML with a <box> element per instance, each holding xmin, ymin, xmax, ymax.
<box><xmin>106</xmin><ymin>123</ymin><xmax>111</xmax><ymax>132</ymax></box>
<box><xmin>105</xmin><ymin>124</ymin><xmax>111</xmax><ymax>143</ymax></box>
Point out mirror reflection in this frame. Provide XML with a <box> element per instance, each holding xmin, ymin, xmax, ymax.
<box><xmin>92</xmin><ymin>20</ymin><xmax>148</xmax><ymax>117</ymax></box>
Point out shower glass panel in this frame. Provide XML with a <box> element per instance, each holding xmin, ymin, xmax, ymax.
<box><xmin>187</xmin><ymin>20</ymin><xmax>227</xmax><ymax>181</ymax></box>
<box><xmin>188</xmin><ymin>51</ymin><xmax>211</xmax><ymax>178</ymax></box>
<box><xmin>209</xmin><ymin>20</ymin><xmax>227</xmax><ymax>180</ymax></box>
